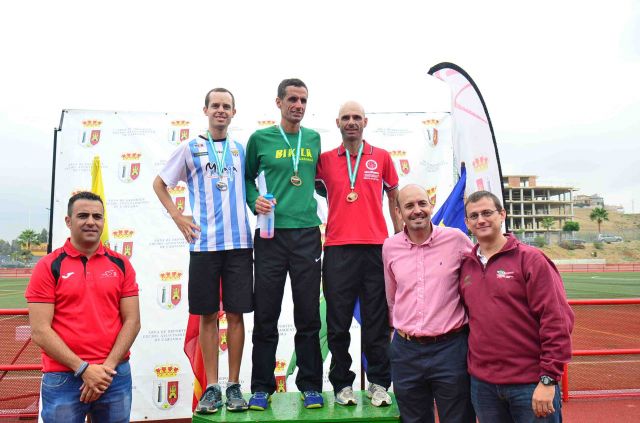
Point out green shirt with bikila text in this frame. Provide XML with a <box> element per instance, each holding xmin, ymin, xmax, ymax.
<box><xmin>244</xmin><ymin>125</ymin><xmax>322</xmax><ymax>229</ymax></box>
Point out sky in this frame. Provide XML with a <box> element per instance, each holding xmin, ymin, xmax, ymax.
<box><xmin>1</xmin><ymin>0</ymin><xmax>639</xmax><ymax>241</ymax></box>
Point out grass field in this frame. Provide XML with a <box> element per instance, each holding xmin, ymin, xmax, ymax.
<box><xmin>0</xmin><ymin>278</ymin><xmax>28</xmax><ymax>309</ymax></box>
<box><xmin>562</xmin><ymin>272</ymin><xmax>640</xmax><ymax>299</ymax></box>
<box><xmin>1</xmin><ymin>272</ymin><xmax>639</xmax><ymax>309</ymax></box>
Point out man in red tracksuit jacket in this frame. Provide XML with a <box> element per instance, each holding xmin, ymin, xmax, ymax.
<box><xmin>459</xmin><ymin>190</ymin><xmax>574</xmax><ymax>423</ymax></box>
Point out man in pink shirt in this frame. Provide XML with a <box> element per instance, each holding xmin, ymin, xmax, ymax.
<box><xmin>383</xmin><ymin>184</ymin><xmax>475</xmax><ymax>423</ymax></box>
<box><xmin>460</xmin><ymin>191</ymin><xmax>573</xmax><ymax>422</ymax></box>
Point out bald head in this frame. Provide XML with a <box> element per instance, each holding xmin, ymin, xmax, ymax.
<box><xmin>397</xmin><ymin>184</ymin><xmax>433</xmax><ymax>208</ymax></box>
<box><xmin>396</xmin><ymin>184</ymin><xmax>434</xmax><ymax>236</ymax></box>
<box><xmin>338</xmin><ymin>101</ymin><xmax>365</xmax><ymax>117</ymax></box>
<box><xmin>337</xmin><ymin>101</ymin><xmax>367</xmax><ymax>143</ymax></box>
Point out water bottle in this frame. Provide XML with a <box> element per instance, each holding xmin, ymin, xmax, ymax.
<box><xmin>259</xmin><ymin>193</ymin><xmax>275</xmax><ymax>239</ymax></box>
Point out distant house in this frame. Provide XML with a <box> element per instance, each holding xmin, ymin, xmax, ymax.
<box><xmin>574</xmin><ymin>194</ymin><xmax>604</xmax><ymax>208</ymax></box>
<box><xmin>503</xmin><ymin>175</ymin><xmax>575</xmax><ymax>236</ymax></box>
<box><xmin>22</xmin><ymin>242</ymin><xmax>48</xmax><ymax>257</ymax></box>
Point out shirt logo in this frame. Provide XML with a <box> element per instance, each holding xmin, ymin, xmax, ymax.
<box><xmin>275</xmin><ymin>148</ymin><xmax>314</xmax><ymax>161</ymax></box>
<box><xmin>365</xmin><ymin>159</ymin><xmax>378</xmax><ymax>170</ymax></box>
<box><xmin>204</xmin><ymin>162</ymin><xmax>238</xmax><ymax>180</ymax></box>
<box><xmin>61</xmin><ymin>272</ymin><xmax>74</xmax><ymax>279</ymax></box>
<box><xmin>100</xmin><ymin>269</ymin><xmax>118</xmax><ymax>278</ymax></box>
<box><xmin>463</xmin><ymin>275</ymin><xmax>472</xmax><ymax>286</ymax></box>
<box><xmin>363</xmin><ymin>170</ymin><xmax>380</xmax><ymax>181</ymax></box>
<box><xmin>496</xmin><ymin>270</ymin><xmax>515</xmax><ymax>279</ymax></box>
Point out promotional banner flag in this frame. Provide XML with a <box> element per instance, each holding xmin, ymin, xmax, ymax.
<box><xmin>432</xmin><ymin>164</ymin><xmax>467</xmax><ymax>234</ymax></box>
<box><xmin>183</xmin><ymin>314</ymin><xmax>205</xmax><ymax>411</ymax></box>
<box><xmin>184</xmin><ymin>282</ymin><xmax>226</xmax><ymax>410</ymax></box>
<box><xmin>353</xmin><ymin>299</ymin><xmax>367</xmax><ymax>372</ymax></box>
<box><xmin>428</xmin><ymin>63</ymin><xmax>505</xmax><ymax>220</ymax></box>
<box><xmin>90</xmin><ymin>155</ymin><xmax>110</xmax><ymax>245</ymax></box>
<box><xmin>286</xmin><ymin>294</ymin><xmax>330</xmax><ymax>379</ymax></box>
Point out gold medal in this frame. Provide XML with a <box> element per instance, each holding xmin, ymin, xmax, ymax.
<box><xmin>345</xmin><ymin>142</ymin><xmax>364</xmax><ymax>204</ymax></box>
<box><xmin>278</xmin><ymin>125</ymin><xmax>303</xmax><ymax>187</ymax></box>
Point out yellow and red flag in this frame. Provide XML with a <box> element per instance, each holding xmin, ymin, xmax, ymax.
<box><xmin>90</xmin><ymin>156</ymin><xmax>110</xmax><ymax>245</ymax></box>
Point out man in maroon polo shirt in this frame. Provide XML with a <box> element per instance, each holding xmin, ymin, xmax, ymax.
<box><xmin>316</xmin><ymin>101</ymin><xmax>402</xmax><ymax>407</ymax></box>
<box><xmin>460</xmin><ymin>190</ymin><xmax>573</xmax><ymax>422</ymax></box>
<box><xmin>26</xmin><ymin>192</ymin><xmax>140</xmax><ymax>422</ymax></box>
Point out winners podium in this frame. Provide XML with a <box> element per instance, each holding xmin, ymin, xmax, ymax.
<box><xmin>192</xmin><ymin>391</ymin><xmax>400</xmax><ymax>422</ymax></box>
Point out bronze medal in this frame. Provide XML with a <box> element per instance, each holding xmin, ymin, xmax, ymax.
<box><xmin>345</xmin><ymin>142</ymin><xmax>364</xmax><ymax>204</ymax></box>
<box><xmin>290</xmin><ymin>174</ymin><xmax>302</xmax><ymax>186</ymax></box>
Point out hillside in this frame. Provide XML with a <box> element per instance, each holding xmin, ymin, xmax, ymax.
<box><xmin>538</xmin><ymin>208</ymin><xmax>640</xmax><ymax>261</ymax></box>
<box><xmin>571</xmin><ymin>208</ymin><xmax>640</xmax><ymax>232</ymax></box>
<box><xmin>541</xmin><ymin>240</ymin><xmax>640</xmax><ymax>262</ymax></box>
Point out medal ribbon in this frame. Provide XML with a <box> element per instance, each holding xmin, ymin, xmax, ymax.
<box><xmin>206</xmin><ymin>131</ymin><xmax>230</xmax><ymax>180</ymax></box>
<box><xmin>345</xmin><ymin>141</ymin><xmax>364</xmax><ymax>190</ymax></box>
<box><xmin>277</xmin><ymin>125</ymin><xmax>302</xmax><ymax>175</ymax></box>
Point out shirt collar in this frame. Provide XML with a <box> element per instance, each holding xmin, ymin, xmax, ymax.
<box><xmin>63</xmin><ymin>238</ymin><xmax>106</xmax><ymax>257</ymax></box>
<box><xmin>401</xmin><ymin>222</ymin><xmax>440</xmax><ymax>247</ymax></box>
<box><xmin>470</xmin><ymin>233</ymin><xmax>516</xmax><ymax>261</ymax></box>
<box><xmin>337</xmin><ymin>140</ymin><xmax>373</xmax><ymax>156</ymax></box>
<box><xmin>476</xmin><ymin>248</ymin><xmax>489</xmax><ymax>266</ymax></box>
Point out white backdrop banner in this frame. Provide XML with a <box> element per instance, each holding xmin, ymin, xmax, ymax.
<box><xmin>51</xmin><ymin>108</ymin><xmax>452</xmax><ymax>420</ymax></box>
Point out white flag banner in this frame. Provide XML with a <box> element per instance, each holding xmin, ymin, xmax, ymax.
<box><xmin>429</xmin><ymin>63</ymin><xmax>505</xmax><ymax>208</ymax></box>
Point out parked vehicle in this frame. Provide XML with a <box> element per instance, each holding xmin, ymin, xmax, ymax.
<box><xmin>558</xmin><ymin>239</ymin><xmax>586</xmax><ymax>249</ymax></box>
<box><xmin>0</xmin><ymin>261</ymin><xmax>27</xmax><ymax>268</ymax></box>
<box><xmin>597</xmin><ymin>234</ymin><xmax>623</xmax><ymax>243</ymax></box>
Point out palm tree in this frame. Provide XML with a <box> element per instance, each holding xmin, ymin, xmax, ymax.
<box><xmin>17</xmin><ymin>229</ymin><xmax>40</xmax><ymax>251</ymax></box>
<box><xmin>11</xmin><ymin>249</ymin><xmax>32</xmax><ymax>264</ymax></box>
<box><xmin>590</xmin><ymin>207</ymin><xmax>609</xmax><ymax>234</ymax></box>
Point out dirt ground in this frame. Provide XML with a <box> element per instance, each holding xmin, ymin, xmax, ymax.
<box><xmin>572</xmin><ymin>208</ymin><xmax>640</xmax><ymax>233</ymax></box>
<box><xmin>537</xmin><ymin>208</ymin><xmax>640</xmax><ymax>261</ymax></box>
<box><xmin>542</xmin><ymin>240</ymin><xmax>640</xmax><ymax>261</ymax></box>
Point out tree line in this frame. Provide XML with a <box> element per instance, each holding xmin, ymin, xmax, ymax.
<box><xmin>0</xmin><ymin>228</ymin><xmax>48</xmax><ymax>265</ymax></box>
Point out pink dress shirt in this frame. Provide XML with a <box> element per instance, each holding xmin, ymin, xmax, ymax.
<box><xmin>383</xmin><ymin>224</ymin><xmax>473</xmax><ymax>337</ymax></box>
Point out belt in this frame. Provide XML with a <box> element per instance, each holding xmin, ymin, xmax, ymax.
<box><xmin>396</xmin><ymin>325</ymin><xmax>468</xmax><ymax>344</ymax></box>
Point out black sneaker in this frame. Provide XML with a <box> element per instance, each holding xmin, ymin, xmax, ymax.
<box><xmin>195</xmin><ymin>385</ymin><xmax>222</xmax><ymax>414</ymax></box>
<box><xmin>226</xmin><ymin>383</ymin><xmax>248</xmax><ymax>411</ymax></box>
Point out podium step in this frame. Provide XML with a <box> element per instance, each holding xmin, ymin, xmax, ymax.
<box><xmin>192</xmin><ymin>390</ymin><xmax>400</xmax><ymax>422</ymax></box>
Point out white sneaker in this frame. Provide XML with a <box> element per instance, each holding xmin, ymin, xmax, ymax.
<box><xmin>367</xmin><ymin>383</ymin><xmax>391</xmax><ymax>407</ymax></box>
<box><xmin>335</xmin><ymin>386</ymin><xmax>357</xmax><ymax>406</ymax></box>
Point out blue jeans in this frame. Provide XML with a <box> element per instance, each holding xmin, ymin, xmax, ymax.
<box><xmin>390</xmin><ymin>330</ymin><xmax>475</xmax><ymax>423</ymax></box>
<box><xmin>471</xmin><ymin>376</ymin><xmax>562</xmax><ymax>423</ymax></box>
<box><xmin>41</xmin><ymin>361</ymin><xmax>132</xmax><ymax>423</ymax></box>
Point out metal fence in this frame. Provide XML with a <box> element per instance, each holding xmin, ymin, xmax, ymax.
<box><xmin>562</xmin><ymin>299</ymin><xmax>640</xmax><ymax>401</ymax></box>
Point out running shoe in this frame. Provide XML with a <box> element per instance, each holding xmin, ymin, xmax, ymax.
<box><xmin>367</xmin><ymin>382</ymin><xmax>392</xmax><ymax>407</ymax></box>
<box><xmin>195</xmin><ymin>384</ymin><xmax>222</xmax><ymax>414</ymax></box>
<box><xmin>335</xmin><ymin>386</ymin><xmax>357</xmax><ymax>406</ymax></box>
<box><xmin>225</xmin><ymin>383</ymin><xmax>248</xmax><ymax>411</ymax></box>
<box><xmin>248</xmin><ymin>391</ymin><xmax>270</xmax><ymax>411</ymax></box>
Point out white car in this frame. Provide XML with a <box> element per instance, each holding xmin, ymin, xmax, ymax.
<box><xmin>597</xmin><ymin>234</ymin><xmax>623</xmax><ymax>243</ymax></box>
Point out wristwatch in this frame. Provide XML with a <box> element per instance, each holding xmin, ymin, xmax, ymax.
<box><xmin>540</xmin><ymin>375</ymin><xmax>557</xmax><ymax>386</ymax></box>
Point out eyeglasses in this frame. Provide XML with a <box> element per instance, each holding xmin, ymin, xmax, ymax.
<box><xmin>466</xmin><ymin>209</ymin><xmax>500</xmax><ymax>221</ymax></box>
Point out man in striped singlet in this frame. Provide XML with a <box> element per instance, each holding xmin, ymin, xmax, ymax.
<box><xmin>153</xmin><ymin>88</ymin><xmax>253</xmax><ymax>414</ymax></box>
